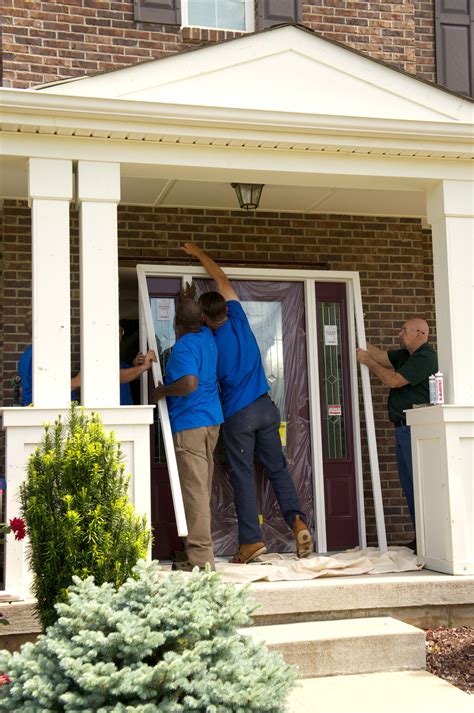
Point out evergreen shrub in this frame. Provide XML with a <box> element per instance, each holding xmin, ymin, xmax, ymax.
<box><xmin>0</xmin><ymin>561</ymin><xmax>297</xmax><ymax>711</ymax></box>
<box><xmin>20</xmin><ymin>406</ymin><xmax>150</xmax><ymax>629</ymax></box>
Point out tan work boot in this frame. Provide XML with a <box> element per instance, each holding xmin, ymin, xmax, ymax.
<box><xmin>293</xmin><ymin>516</ymin><xmax>313</xmax><ymax>558</ymax></box>
<box><xmin>230</xmin><ymin>542</ymin><xmax>267</xmax><ymax>564</ymax></box>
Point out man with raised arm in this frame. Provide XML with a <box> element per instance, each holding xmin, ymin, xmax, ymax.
<box><xmin>152</xmin><ymin>298</ymin><xmax>223</xmax><ymax>571</ymax></box>
<box><xmin>182</xmin><ymin>242</ymin><xmax>312</xmax><ymax>564</ymax></box>
<box><xmin>356</xmin><ymin>318</ymin><xmax>438</xmax><ymax>547</ymax></box>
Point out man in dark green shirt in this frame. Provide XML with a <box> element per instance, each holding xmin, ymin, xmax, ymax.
<box><xmin>356</xmin><ymin>318</ymin><xmax>438</xmax><ymax>543</ymax></box>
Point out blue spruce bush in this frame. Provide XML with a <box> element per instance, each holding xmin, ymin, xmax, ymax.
<box><xmin>0</xmin><ymin>561</ymin><xmax>297</xmax><ymax>711</ymax></box>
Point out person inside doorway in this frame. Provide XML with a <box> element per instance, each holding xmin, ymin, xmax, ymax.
<box><xmin>152</xmin><ymin>298</ymin><xmax>223</xmax><ymax>571</ymax></box>
<box><xmin>182</xmin><ymin>242</ymin><xmax>313</xmax><ymax>564</ymax></box>
<box><xmin>118</xmin><ymin>324</ymin><xmax>156</xmax><ymax>405</ymax></box>
<box><xmin>18</xmin><ymin>310</ymin><xmax>80</xmax><ymax>406</ymax></box>
<box><xmin>356</xmin><ymin>318</ymin><xmax>438</xmax><ymax>550</ymax></box>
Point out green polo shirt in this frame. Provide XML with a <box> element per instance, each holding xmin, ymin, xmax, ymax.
<box><xmin>387</xmin><ymin>343</ymin><xmax>438</xmax><ymax>423</ymax></box>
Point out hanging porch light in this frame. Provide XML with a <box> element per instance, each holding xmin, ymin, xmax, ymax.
<box><xmin>231</xmin><ymin>183</ymin><xmax>265</xmax><ymax>210</ymax></box>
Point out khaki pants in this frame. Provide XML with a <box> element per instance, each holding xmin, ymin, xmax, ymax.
<box><xmin>173</xmin><ymin>425</ymin><xmax>220</xmax><ymax>568</ymax></box>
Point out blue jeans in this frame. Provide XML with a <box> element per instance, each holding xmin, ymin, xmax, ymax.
<box><xmin>222</xmin><ymin>394</ymin><xmax>306</xmax><ymax>544</ymax></box>
<box><xmin>395</xmin><ymin>425</ymin><xmax>415</xmax><ymax>526</ymax></box>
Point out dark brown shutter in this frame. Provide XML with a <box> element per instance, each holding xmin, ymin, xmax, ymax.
<box><xmin>134</xmin><ymin>0</ymin><xmax>181</xmax><ymax>24</ymax></box>
<box><xmin>256</xmin><ymin>1</ymin><xmax>303</xmax><ymax>30</ymax></box>
<box><xmin>435</xmin><ymin>0</ymin><xmax>473</xmax><ymax>96</ymax></box>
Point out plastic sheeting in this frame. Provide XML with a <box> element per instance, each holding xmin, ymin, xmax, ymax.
<box><xmin>194</xmin><ymin>279</ymin><xmax>315</xmax><ymax>557</ymax></box>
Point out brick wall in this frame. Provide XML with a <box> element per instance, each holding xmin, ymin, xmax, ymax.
<box><xmin>1</xmin><ymin>0</ymin><xmax>437</xmax><ymax>88</ymax></box>
<box><xmin>1</xmin><ymin>200</ymin><xmax>435</xmax><ymax>544</ymax></box>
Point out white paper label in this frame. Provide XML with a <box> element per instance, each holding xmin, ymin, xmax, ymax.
<box><xmin>324</xmin><ymin>325</ymin><xmax>338</xmax><ymax>346</ymax></box>
<box><xmin>328</xmin><ymin>404</ymin><xmax>342</xmax><ymax>417</ymax></box>
<box><xmin>156</xmin><ymin>300</ymin><xmax>172</xmax><ymax>321</ymax></box>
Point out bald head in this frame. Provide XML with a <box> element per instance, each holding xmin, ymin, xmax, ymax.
<box><xmin>405</xmin><ymin>318</ymin><xmax>429</xmax><ymax>338</ymax></box>
<box><xmin>399</xmin><ymin>317</ymin><xmax>430</xmax><ymax>353</ymax></box>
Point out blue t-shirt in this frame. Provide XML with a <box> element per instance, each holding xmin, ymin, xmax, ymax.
<box><xmin>164</xmin><ymin>327</ymin><xmax>223</xmax><ymax>433</ymax></box>
<box><xmin>18</xmin><ymin>344</ymin><xmax>33</xmax><ymax>406</ymax></box>
<box><xmin>120</xmin><ymin>361</ymin><xmax>134</xmax><ymax>405</ymax></box>
<box><xmin>18</xmin><ymin>344</ymin><xmax>78</xmax><ymax>405</ymax></box>
<box><xmin>213</xmin><ymin>301</ymin><xmax>269</xmax><ymax>420</ymax></box>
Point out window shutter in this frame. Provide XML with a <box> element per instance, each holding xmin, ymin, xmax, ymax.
<box><xmin>435</xmin><ymin>0</ymin><xmax>473</xmax><ymax>96</ymax></box>
<box><xmin>256</xmin><ymin>1</ymin><xmax>303</xmax><ymax>30</ymax></box>
<box><xmin>134</xmin><ymin>0</ymin><xmax>181</xmax><ymax>24</ymax></box>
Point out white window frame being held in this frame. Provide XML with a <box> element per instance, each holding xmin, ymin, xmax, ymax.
<box><xmin>181</xmin><ymin>0</ymin><xmax>255</xmax><ymax>33</ymax></box>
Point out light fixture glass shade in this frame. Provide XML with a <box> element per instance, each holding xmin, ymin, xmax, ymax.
<box><xmin>231</xmin><ymin>183</ymin><xmax>264</xmax><ymax>210</ymax></box>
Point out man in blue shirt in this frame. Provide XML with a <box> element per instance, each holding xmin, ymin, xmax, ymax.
<box><xmin>18</xmin><ymin>311</ymin><xmax>80</xmax><ymax>405</ymax></box>
<box><xmin>152</xmin><ymin>299</ymin><xmax>223</xmax><ymax>570</ymax></box>
<box><xmin>183</xmin><ymin>243</ymin><xmax>312</xmax><ymax>565</ymax></box>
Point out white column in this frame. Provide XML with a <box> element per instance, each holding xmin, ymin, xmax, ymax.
<box><xmin>28</xmin><ymin>158</ymin><xmax>73</xmax><ymax>407</ymax></box>
<box><xmin>77</xmin><ymin>162</ymin><xmax>121</xmax><ymax>407</ymax></box>
<box><xmin>427</xmin><ymin>180</ymin><xmax>474</xmax><ymax>404</ymax></box>
<box><xmin>406</xmin><ymin>180</ymin><xmax>474</xmax><ymax>575</ymax></box>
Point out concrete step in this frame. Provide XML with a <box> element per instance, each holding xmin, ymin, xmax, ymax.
<box><xmin>241</xmin><ymin>616</ymin><xmax>426</xmax><ymax>679</ymax></box>
<box><xmin>248</xmin><ymin>570</ymin><xmax>474</xmax><ymax>628</ymax></box>
<box><xmin>286</xmin><ymin>670</ymin><xmax>474</xmax><ymax>713</ymax></box>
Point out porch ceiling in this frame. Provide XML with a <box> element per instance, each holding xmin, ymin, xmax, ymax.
<box><xmin>0</xmin><ymin>155</ymin><xmax>427</xmax><ymax>217</ymax></box>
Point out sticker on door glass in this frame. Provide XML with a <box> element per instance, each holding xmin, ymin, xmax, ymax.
<box><xmin>279</xmin><ymin>421</ymin><xmax>287</xmax><ymax>447</ymax></box>
<box><xmin>156</xmin><ymin>300</ymin><xmax>172</xmax><ymax>321</ymax></box>
<box><xmin>328</xmin><ymin>404</ymin><xmax>342</xmax><ymax>417</ymax></box>
<box><xmin>324</xmin><ymin>325</ymin><xmax>338</xmax><ymax>346</ymax></box>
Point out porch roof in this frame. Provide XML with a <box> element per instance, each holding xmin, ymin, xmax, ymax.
<box><xmin>0</xmin><ymin>25</ymin><xmax>472</xmax><ymax>217</ymax></box>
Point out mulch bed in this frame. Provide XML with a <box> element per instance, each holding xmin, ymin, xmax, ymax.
<box><xmin>425</xmin><ymin>626</ymin><xmax>473</xmax><ymax>694</ymax></box>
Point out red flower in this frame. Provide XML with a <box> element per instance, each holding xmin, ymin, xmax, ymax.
<box><xmin>0</xmin><ymin>674</ymin><xmax>11</xmax><ymax>686</ymax></box>
<box><xmin>9</xmin><ymin>517</ymin><xmax>26</xmax><ymax>541</ymax></box>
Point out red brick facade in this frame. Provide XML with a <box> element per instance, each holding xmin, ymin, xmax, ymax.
<box><xmin>1</xmin><ymin>201</ymin><xmax>435</xmax><ymax>544</ymax></box>
<box><xmin>1</xmin><ymin>1</ymin><xmax>437</xmax><ymax>89</ymax></box>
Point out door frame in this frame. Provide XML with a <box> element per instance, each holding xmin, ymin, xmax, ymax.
<box><xmin>137</xmin><ymin>263</ymin><xmax>386</xmax><ymax>552</ymax></box>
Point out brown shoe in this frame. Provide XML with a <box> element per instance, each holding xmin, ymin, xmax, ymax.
<box><xmin>230</xmin><ymin>542</ymin><xmax>267</xmax><ymax>564</ymax></box>
<box><xmin>293</xmin><ymin>516</ymin><xmax>313</xmax><ymax>558</ymax></box>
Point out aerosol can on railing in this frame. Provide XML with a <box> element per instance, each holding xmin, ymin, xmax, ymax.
<box><xmin>429</xmin><ymin>372</ymin><xmax>444</xmax><ymax>404</ymax></box>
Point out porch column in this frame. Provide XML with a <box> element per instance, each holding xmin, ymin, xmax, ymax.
<box><xmin>406</xmin><ymin>180</ymin><xmax>474</xmax><ymax>575</ymax></box>
<box><xmin>77</xmin><ymin>161</ymin><xmax>121</xmax><ymax>407</ymax></box>
<box><xmin>28</xmin><ymin>158</ymin><xmax>73</xmax><ymax>407</ymax></box>
<box><xmin>427</xmin><ymin>180</ymin><xmax>474</xmax><ymax>404</ymax></box>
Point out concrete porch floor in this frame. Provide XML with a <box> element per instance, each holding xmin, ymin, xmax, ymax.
<box><xmin>0</xmin><ymin>568</ymin><xmax>472</xmax><ymax>652</ymax></box>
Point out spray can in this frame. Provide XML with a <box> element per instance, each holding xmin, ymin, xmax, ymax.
<box><xmin>435</xmin><ymin>371</ymin><xmax>444</xmax><ymax>404</ymax></box>
<box><xmin>429</xmin><ymin>374</ymin><xmax>437</xmax><ymax>404</ymax></box>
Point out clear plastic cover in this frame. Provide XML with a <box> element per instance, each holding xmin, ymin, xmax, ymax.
<box><xmin>194</xmin><ymin>279</ymin><xmax>315</xmax><ymax>556</ymax></box>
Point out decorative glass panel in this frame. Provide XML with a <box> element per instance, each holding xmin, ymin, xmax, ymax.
<box><xmin>241</xmin><ymin>300</ymin><xmax>286</xmax><ymax>421</ymax></box>
<box><xmin>188</xmin><ymin>0</ymin><xmax>246</xmax><ymax>31</ymax></box>
<box><xmin>317</xmin><ymin>302</ymin><xmax>347</xmax><ymax>459</ymax></box>
<box><xmin>150</xmin><ymin>296</ymin><xmax>176</xmax><ymax>464</ymax></box>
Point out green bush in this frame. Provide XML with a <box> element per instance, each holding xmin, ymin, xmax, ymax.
<box><xmin>20</xmin><ymin>406</ymin><xmax>150</xmax><ymax>629</ymax></box>
<box><xmin>0</xmin><ymin>561</ymin><xmax>297</xmax><ymax>712</ymax></box>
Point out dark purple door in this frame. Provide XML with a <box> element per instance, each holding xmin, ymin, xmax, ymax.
<box><xmin>315</xmin><ymin>282</ymin><xmax>359</xmax><ymax>550</ymax></box>
<box><xmin>146</xmin><ymin>276</ymin><xmax>182</xmax><ymax>560</ymax></box>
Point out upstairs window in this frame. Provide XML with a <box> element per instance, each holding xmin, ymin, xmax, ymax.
<box><xmin>134</xmin><ymin>1</ymin><xmax>302</xmax><ymax>32</ymax></box>
<box><xmin>183</xmin><ymin>0</ymin><xmax>254</xmax><ymax>32</ymax></box>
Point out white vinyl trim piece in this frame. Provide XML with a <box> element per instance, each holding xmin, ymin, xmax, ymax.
<box><xmin>136</xmin><ymin>265</ymin><xmax>188</xmax><ymax>537</ymax></box>
<box><xmin>137</xmin><ymin>263</ymin><xmax>382</xmax><ymax>551</ymax></box>
<box><xmin>347</xmin><ymin>280</ymin><xmax>367</xmax><ymax>548</ymax></box>
<box><xmin>304</xmin><ymin>279</ymin><xmax>327</xmax><ymax>552</ymax></box>
<box><xmin>352</xmin><ymin>273</ymin><xmax>387</xmax><ymax>550</ymax></box>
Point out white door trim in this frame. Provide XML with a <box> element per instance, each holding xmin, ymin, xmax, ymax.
<box><xmin>137</xmin><ymin>263</ymin><xmax>385</xmax><ymax>551</ymax></box>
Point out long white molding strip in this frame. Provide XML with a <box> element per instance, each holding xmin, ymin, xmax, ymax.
<box><xmin>353</xmin><ymin>275</ymin><xmax>387</xmax><ymax>551</ymax></box>
<box><xmin>136</xmin><ymin>266</ymin><xmax>188</xmax><ymax>537</ymax></box>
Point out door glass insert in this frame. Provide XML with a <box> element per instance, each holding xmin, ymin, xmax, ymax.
<box><xmin>317</xmin><ymin>301</ymin><xmax>347</xmax><ymax>459</ymax></box>
<box><xmin>241</xmin><ymin>300</ymin><xmax>286</xmax><ymax>437</ymax></box>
